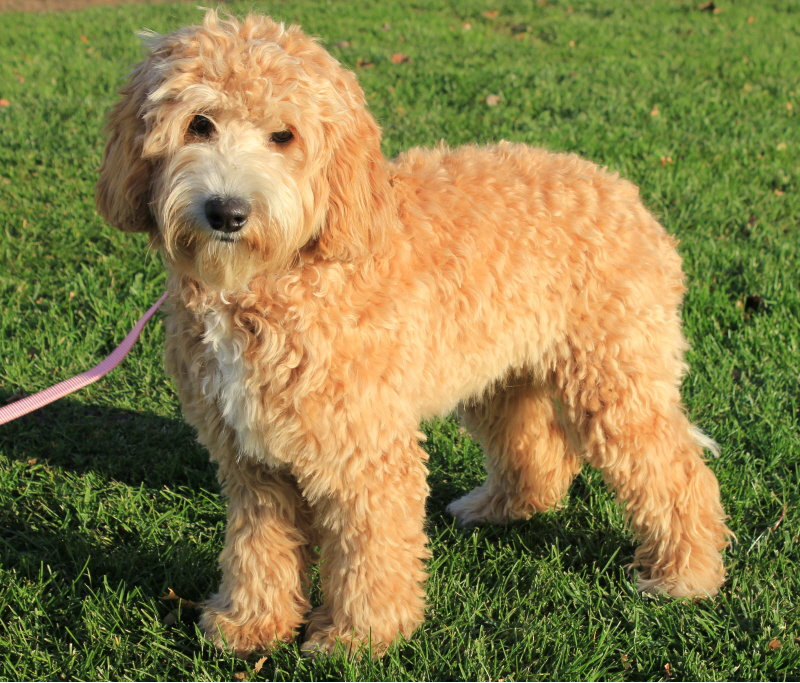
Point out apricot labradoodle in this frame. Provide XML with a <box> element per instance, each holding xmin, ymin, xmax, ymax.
<box><xmin>96</xmin><ymin>11</ymin><xmax>730</xmax><ymax>657</ymax></box>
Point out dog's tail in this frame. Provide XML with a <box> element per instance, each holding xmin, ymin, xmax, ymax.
<box><xmin>690</xmin><ymin>425</ymin><xmax>720</xmax><ymax>458</ymax></box>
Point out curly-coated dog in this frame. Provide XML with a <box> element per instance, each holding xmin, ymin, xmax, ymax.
<box><xmin>96</xmin><ymin>11</ymin><xmax>730</xmax><ymax>656</ymax></box>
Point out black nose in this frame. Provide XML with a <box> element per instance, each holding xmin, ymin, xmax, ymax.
<box><xmin>204</xmin><ymin>196</ymin><xmax>250</xmax><ymax>233</ymax></box>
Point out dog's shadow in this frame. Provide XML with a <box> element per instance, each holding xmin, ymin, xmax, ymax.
<box><xmin>0</xmin><ymin>395</ymin><xmax>630</xmax><ymax>627</ymax></box>
<box><xmin>0</xmin><ymin>393</ymin><xmax>219</xmax><ymax>611</ymax></box>
<box><xmin>0</xmin><ymin>392</ymin><xmax>212</xmax><ymax>488</ymax></box>
<box><xmin>426</xmin><ymin>463</ymin><xmax>634</xmax><ymax>584</ymax></box>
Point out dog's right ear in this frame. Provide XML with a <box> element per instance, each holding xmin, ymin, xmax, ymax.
<box><xmin>96</xmin><ymin>59</ymin><xmax>156</xmax><ymax>233</ymax></box>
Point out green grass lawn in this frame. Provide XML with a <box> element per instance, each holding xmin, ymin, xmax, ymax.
<box><xmin>1</xmin><ymin>0</ymin><xmax>798</xmax><ymax>679</ymax></box>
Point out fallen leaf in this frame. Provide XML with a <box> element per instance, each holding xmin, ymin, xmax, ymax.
<box><xmin>390</xmin><ymin>52</ymin><xmax>410</xmax><ymax>64</ymax></box>
<box><xmin>27</xmin><ymin>458</ymin><xmax>38</xmax><ymax>465</ymax></box>
<box><xmin>160</xmin><ymin>587</ymin><xmax>201</xmax><ymax>608</ymax></box>
<box><xmin>650</xmin><ymin>106</ymin><xmax>660</xmax><ymax>117</ymax></box>
<box><xmin>660</xmin><ymin>155</ymin><xmax>673</xmax><ymax>166</ymax></box>
<box><xmin>356</xmin><ymin>57</ymin><xmax>374</xmax><ymax>69</ymax></box>
<box><xmin>664</xmin><ymin>663</ymin><xmax>672</xmax><ymax>677</ymax></box>
<box><xmin>462</xmin><ymin>21</ymin><xmax>472</xmax><ymax>30</ymax></box>
<box><xmin>486</xmin><ymin>94</ymin><xmax>502</xmax><ymax>107</ymax></box>
<box><xmin>773</xmin><ymin>188</ymin><xmax>784</xmax><ymax>195</ymax></box>
<box><xmin>234</xmin><ymin>672</ymin><xmax>248</xmax><ymax>681</ymax></box>
<box><xmin>697</xmin><ymin>1</ymin><xmax>721</xmax><ymax>13</ymax></box>
<box><xmin>771</xmin><ymin>504</ymin><xmax>787</xmax><ymax>529</ymax></box>
<box><xmin>80</xmin><ymin>34</ymin><xmax>89</xmax><ymax>43</ymax></box>
<box><xmin>743</xmin><ymin>294</ymin><xmax>766</xmax><ymax>313</ymax></box>
<box><xmin>743</xmin><ymin>294</ymin><xmax>766</xmax><ymax>314</ymax></box>
<box><xmin>381</xmin><ymin>22</ymin><xmax>391</xmax><ymax>31</ymax></box>
<box><xmin>0</xmin><ymin>99</ymin><xmax>10</xmax><ymax>107</ymax></box>
<box><xmin>776</xmin><ymin>142</ymin><xmax>787</xmax><ymax>151</ymax></box>
<box><xmin>569</xmin><ymin>40</ymin><xmax>576</xmax><ymax>48</ymax></box>
<box><xmin>768</xmin><ymin>638</ymin><xmax>782</xmax><ymax>650</ymax></box>
<box><xmin>787</xmin><ymin>102</ymin><xmax>794</xmax><ymax>112</ymax></box>
<box><xmin>482</xmin><ymin>10</ymin><xmax>499</xmax><ymax>19</ymax></box>
<box><xmin>747</xmin><ymin>16</ymin><xmax>757</xmax><ymax>23</ymax></box>
<box><xmin>335</xmin><ymin>40</ymin><xmax>350</xmax><ymax>48</ymax></box>
<box><xmin>252</xmin><ymin>656</ymin><xmax>267</xmax><ymax>674</ymax></box>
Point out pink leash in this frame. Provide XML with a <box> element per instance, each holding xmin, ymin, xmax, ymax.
<box><xmin>0</xmin><ymin>291</ymin><xmax>169</xmax><ymax>426</ymax></box>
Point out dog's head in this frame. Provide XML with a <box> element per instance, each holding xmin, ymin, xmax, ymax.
<box><xmin>97</xmin><ymin>11</ymin><xmax>391</xmax><ymax>289</ymax></box>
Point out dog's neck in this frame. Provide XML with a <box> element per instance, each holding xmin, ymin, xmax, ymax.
<box><xmin>166</xmin><ymin>193</ymin><xmax>405</xmax><ymax>314</ymax></box>
<box><xmin>166</xmin><ymin>248</ymin><xmax>370</xmax><ymax>317</ymax></box>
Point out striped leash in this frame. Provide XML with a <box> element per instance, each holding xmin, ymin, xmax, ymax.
<box><xmin>0</xmin><ymin>292</ymin><xmax>169</xmax><ymax>426</ymax></box>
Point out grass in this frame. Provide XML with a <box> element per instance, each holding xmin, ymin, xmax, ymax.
<box><xmin>0</xmin><ymin>0</ymin><xmax>798</xmax><ymax>679</ymax></box>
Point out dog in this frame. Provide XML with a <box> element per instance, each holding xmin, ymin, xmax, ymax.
<box><xmin>96</xmin><ymin>10</ymin><xmax>731</xmax><ymax>657</ymax></box>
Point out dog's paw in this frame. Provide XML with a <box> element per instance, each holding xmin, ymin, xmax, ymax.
<box><xmin>632</xmin><ymin>533</ymin><xmax>728</xmax><ymax>600</ymax></box>
<box><xmin>446</xmin><ymin>484</ymin><xmax>518</xmax><ymax>526</ymax></box>
<box><xmin>301</xmin><ymin>610</ymin><xmax>391</xmax><ymax>659</ymax></box>
<box><xmin>635</xmin><ymin>557</ymin><xmax>726</xmax><ymax>599</ymax></box>
<box><xmin>636</xmin><ymin>571</ymin><xmax>724</xmax><ymax>599</ymax></box>
<box><xmin>300</xmin><ymin>629</ymin><xmax>382</xmax><ymax>660</ymax></box>
<box><xmin>300</xmin><ymin>632</ymin><xmax>355</xmax><ymax>659</ymax></box>
<box><xmin>200</xmin><ymin>606</ymin><xmax>297</xmax><ymax>658</ymax></box>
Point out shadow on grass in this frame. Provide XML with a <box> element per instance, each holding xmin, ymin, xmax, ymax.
<box><xmin>1</xmin><ymin>391</ymin><xmax>631</xmax><ymax>568</ymax></box>
<box><xmin>0</xmin><ymin>392</ymin><xmax>220</xmax><ymax>603</ymax></box>
<box><xmin>0</xmin><ymin>392</ymin><xmax>645</xmax><ymax>682</ymax></box>
<box><xmin>0</xmin><ymin>392</ymin><xmax>633</xmax><ymax>607</ymax></box>
<box><xmin>426</xmin><ymin>471</ymin><xmax>635</xmax><ymax>584</ymax></box>
<box><xmin>0</xmin><ymin>391</ymin><xmax>214</xmax><ymax>490</ymax></box>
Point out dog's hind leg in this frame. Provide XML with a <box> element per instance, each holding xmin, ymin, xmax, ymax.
<box><xmin>447</xmin><ymin>381</ymin><xmax>582</xmax><ymax>525</ymax></box>
<box><xmin>555</xmin><ymin>331</ymin><xmax>731</xmax><ymax>598</ymax></box>
<box><xmin>200</xmin><ymin>443</ymin><xmax>313</xmax><ymax>656</ymax></box>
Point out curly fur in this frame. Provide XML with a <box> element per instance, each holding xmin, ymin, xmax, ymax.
<box><xmin>97</xmin><ymin>11</ymin><xmax>731</xmax><ymax>657</ymax></box>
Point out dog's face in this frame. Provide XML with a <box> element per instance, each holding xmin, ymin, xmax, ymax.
<box><xmin>97</xmin><ymin>12</ymin><xmax>391</xmax><ymax>289</ymax></box>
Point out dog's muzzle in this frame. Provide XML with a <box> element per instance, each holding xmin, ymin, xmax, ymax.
<box><xmin>204</xmin><ymin>196</ymin><xmax>251</xmax><ymax>234</ymax></box>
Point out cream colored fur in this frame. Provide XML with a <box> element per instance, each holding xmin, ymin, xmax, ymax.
<box><xmin>96</xmin><ymin>11</ymin><xmax>731</xmax><ymax>657</ymax></box>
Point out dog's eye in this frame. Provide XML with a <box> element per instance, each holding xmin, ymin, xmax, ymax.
<box><xmin>270</xmin><ymin>130</ymin><xmax>294</xmax><ymax>145</ymax></box>
<box><xmin>187</xmin><ymin>114</ymin><xmax>215</xmax><ymax>140</ymax></box>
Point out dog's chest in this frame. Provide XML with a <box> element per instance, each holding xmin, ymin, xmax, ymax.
<box><xmin>200</xmin><ymin>309</ymin><xmax>275</xmax><ymax>464</ymax></box>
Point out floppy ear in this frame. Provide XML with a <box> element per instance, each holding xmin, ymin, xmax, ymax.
<box><xmin>314</xmin><ymin>74</ymin><xmax>394</xmax><ymax>261</ymax></box>
<box><xmin>96</xmin><ymin>59</ymin><xmax>156</xmax><ymax>234</ymax></box>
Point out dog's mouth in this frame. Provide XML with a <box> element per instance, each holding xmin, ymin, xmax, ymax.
<box><xmin>213</xmin><ymin>233</ymin><xmax>240</xmax><ymax>244</ymax></box>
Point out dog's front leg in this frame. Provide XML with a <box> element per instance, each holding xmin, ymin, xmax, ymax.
<box><xmin>299</xmin><ymin>438</ymin><xmax>431</xmax><ymax>657</ymax></box>
<box><xmin>201</xmin><ymin>454</ymin><xmax>313</xmax><ymax>656</ymax></box>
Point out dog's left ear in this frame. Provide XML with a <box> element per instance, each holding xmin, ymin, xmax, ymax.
<box><xmin>314</xmin><ymin>73</ymin><xmax>393</xmax><ymax>261</ymax></box>
<box><xmin>96</xmin><ymin>59</ymin><xmax>156</xmax><ymax>234</ymax></box>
